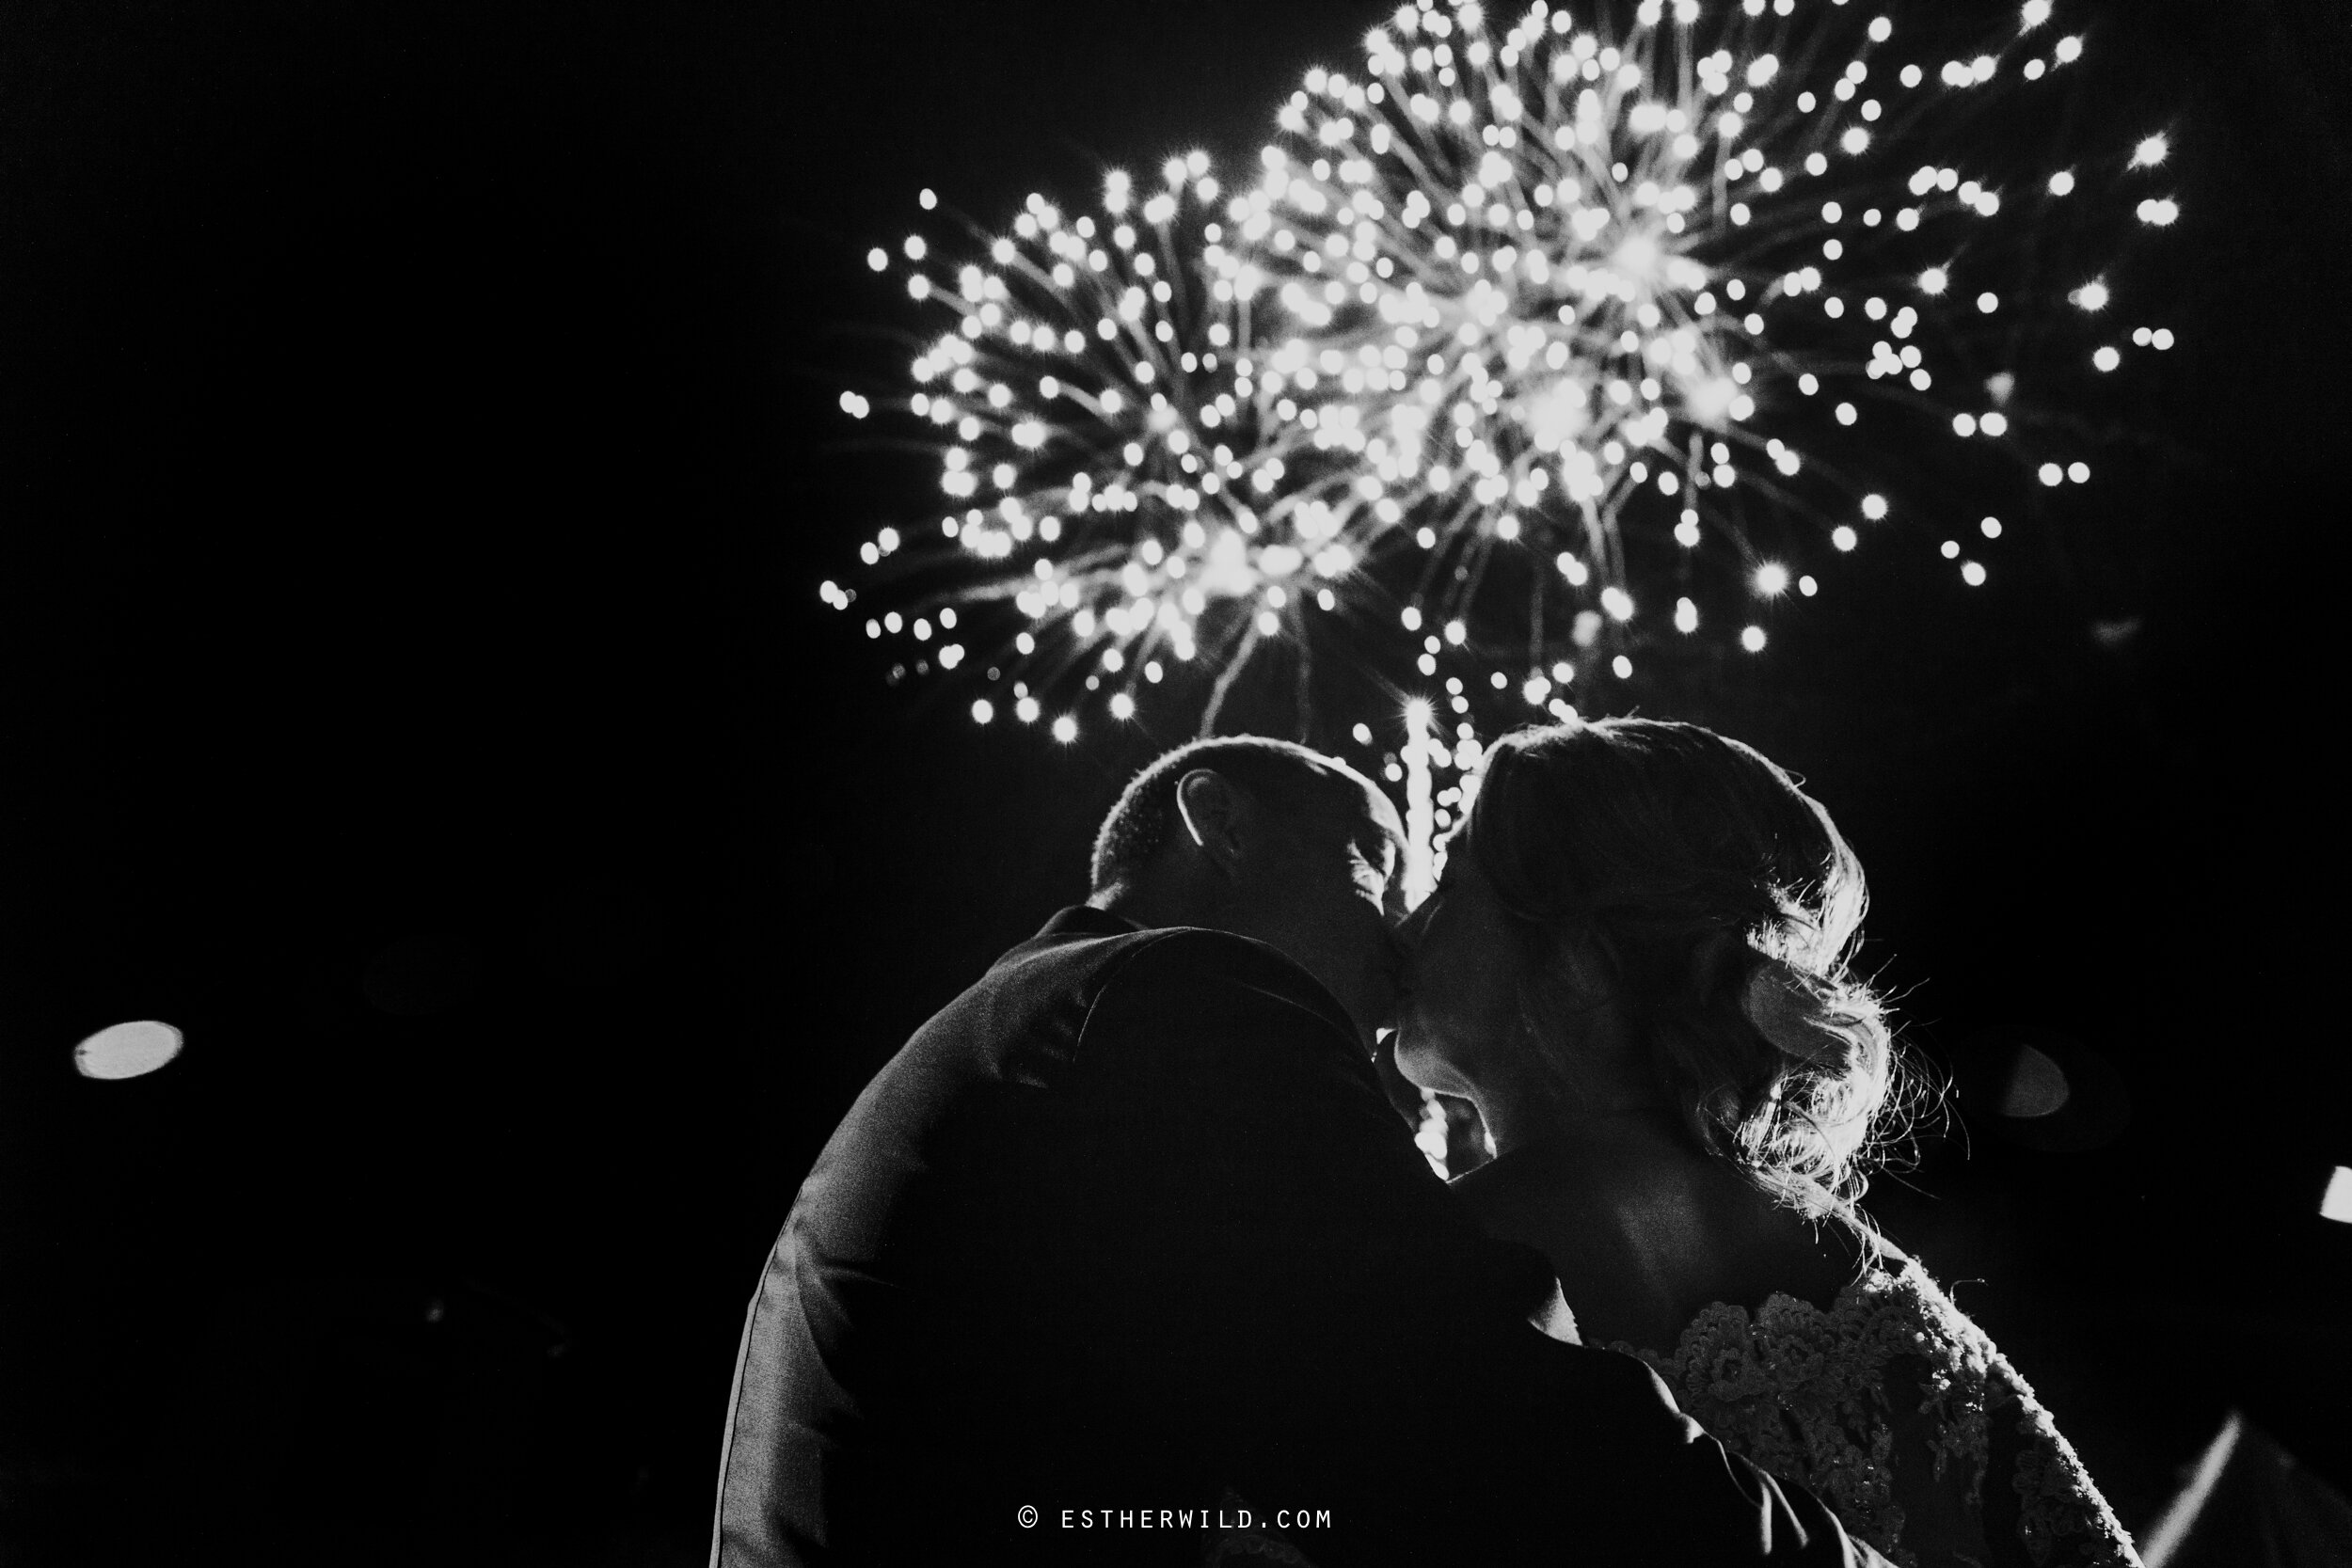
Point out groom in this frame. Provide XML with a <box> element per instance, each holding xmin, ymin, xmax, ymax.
<box><xmin>713</xmin><ymin>736</ymin><xmax>1885</xmax><ymax>1566</ymax></box>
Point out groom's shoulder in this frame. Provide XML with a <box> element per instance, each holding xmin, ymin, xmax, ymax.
<box><xmin>990</xmin><ymin>910</ymin><xmax>1312</xmax><ymax>998</ymax></box>
<box><xmin>977</xmin><ymin>914</ymin><xmax>1344</xmax><ymax>1043</ymax></box>
<box><xmin>1059</xmin><ymin>921</ymin><xmax>1324</xmax><ymax>1002</ymax></box>
<box><xmin>1078</xmin><ymin>927</ymin><xmax>1357</xmax><ymax>1059</ymax></box>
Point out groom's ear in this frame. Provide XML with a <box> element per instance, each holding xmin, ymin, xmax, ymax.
<box><xmin>1174</xmin><ymin>769</ymin><xmax>1254</xmax><ymax>881</ymax></box>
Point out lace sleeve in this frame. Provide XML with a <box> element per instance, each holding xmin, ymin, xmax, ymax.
<box><xmin>1624</xmin><ymin>1264</ymin><xmax>2138</xmax><ymax>1568</ymax></box>
<box><xmin>1981</xmin><ymin>1352</ymin><xmax>2138</xmax><ymax>1568</ymax></box>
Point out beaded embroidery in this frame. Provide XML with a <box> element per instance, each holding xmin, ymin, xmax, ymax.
<box><xmin>1623</xmin><ymin>1260</ymin><xmax>2138</xmax><ymax>1566</ymax></box>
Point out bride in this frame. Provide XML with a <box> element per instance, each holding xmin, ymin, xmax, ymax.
<box><xmin>1393</xmin><ymin>719</ymin><xmax>2138</xmax><ymax>1568</ymax></box>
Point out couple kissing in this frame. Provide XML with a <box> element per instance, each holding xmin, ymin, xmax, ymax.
<box><xmin>714</xmin><ymin>718</ymin><xmax>2136</xmax><ymax>1567</ymax></box>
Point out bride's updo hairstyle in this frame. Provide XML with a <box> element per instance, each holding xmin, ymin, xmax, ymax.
<box><xmin>1460</xmin><ymin>718</ymin><xmax>1897</xmax><ymax>1215</ymax></box>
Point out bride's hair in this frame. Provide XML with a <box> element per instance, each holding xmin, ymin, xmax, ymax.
<box><xmin>1459</xmin><ymin>718</ymin><xmax>1900</xmax><ymax>1216</ymax></box>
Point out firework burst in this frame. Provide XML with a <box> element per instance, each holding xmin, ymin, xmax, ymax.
<box><xmin>1221</xmin><ymin>0</ymin><xmax>2176</xmax><ymax>711</ymax></box>
<box><xmin>838</xmin><ymin>156</ymin><xmax>1405</xmax><ymax>741</ymax></box>
<box><xmin>836</xmin><ymin>0</ymin><xmax>2177</xmax><ymax>738</ymax></box>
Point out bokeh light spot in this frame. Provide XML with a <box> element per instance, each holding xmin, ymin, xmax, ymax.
<box><xmin>73</xmin><ymin>1021</ymin><xmax>183</xmax><ymax>1081</ymax></box>
<box><xmin>1998</xmin><ymin>1045</ymin><xmax>2071</xmax><ymax>1118</ymax></box>
<box><xmin>2323</xmin><ymin>1167</ymin><xmax>2352</xmax><ymax>1224</ymax></box>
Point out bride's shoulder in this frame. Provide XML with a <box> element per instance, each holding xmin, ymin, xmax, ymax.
<box><xmin>1639</xmin><ymin>1232</ymin><xmax>2141</xmax><ymax>1567</ymax></box>
<box><xmin>1636</xmin><ymin>1235</ymin><xmax>1996</xmax><ymax>1437</ymax></box>
<box><xmin>1830</xmin><ymin>1238</ymin><xmax>1994</xmax><ymax>1348</ymax></box>
<box><xmin>1669</xmin><ymin>1233</ymin><xmax>2015</xmax><ymax>1418</ymax></box>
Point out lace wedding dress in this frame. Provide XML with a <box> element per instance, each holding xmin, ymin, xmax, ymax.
<box><xmin>1623</xmin><ymin>1255</ymin><xmax>2139</xmax><ymax>1567</ymax></box>
<box><xmin>1207</xmin><ymin>1248</ymin><xmax>2138</xmax><ymax>1566</ymax></box>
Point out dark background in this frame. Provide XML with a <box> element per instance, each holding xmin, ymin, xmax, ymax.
<box><xmin>1</xmin><ymin>1</ymin><xmax>2345</xmax><ymax>1562</ymax></box>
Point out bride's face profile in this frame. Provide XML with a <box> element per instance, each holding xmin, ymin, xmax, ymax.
<box><xmin>1391</xmin><ymin>845</ymin><xmax>1533</xmax><ymax>1099</ymax></box>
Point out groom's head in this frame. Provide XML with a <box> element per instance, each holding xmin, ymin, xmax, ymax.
<box><xmin>1089</xmin><ymin>737</ymin><xmax>1407</xmax><ymax>1041</ymax></box>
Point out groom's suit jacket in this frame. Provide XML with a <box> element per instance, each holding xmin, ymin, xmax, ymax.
<box><xmin>713</xmin><ymin>907</ymin><xmax>1885</xmax><ymax>1567</ymax></box>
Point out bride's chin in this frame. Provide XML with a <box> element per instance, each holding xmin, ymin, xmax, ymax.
<box><xmin>1391</xmin><ymin>1030</ymin><xmax>1465</xmax><ymax>1096</ymax></box>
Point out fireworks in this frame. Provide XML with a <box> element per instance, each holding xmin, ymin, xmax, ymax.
<box><xmin>836</xmin><ymin>0</ymin><xmax>2177</xmax><ymax>736</ymax></box>
<box><xmin>841</xmin><ymin>156</ymin><xmax>1382</xmax><ymax>740</ymax></box>
<box><xmin>1230</xmin><ymin>0</ymin><xmax>2176</xmax><ymax>705</ymax></box>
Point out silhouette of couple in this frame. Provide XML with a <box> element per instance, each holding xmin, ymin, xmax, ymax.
<box><xmin>714</xmin><ymin>721</ymin><xmax>2137</xmax><ymax>1566</ymax></box>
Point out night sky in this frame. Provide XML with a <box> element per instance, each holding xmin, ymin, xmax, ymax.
<box><xmin>2</xmin><ymin>2</ymin><xmax>2346</xmax><ymax>1562</ymax></box>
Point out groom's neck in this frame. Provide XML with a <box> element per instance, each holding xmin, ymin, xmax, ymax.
<box><xmin>1089</xmin><ymin>876</ymin><xmax>1231</xmax><ymax>935</ymax></box>
<box><xmin>1089</xmin><ymin>883</ymin><xmax>1178</xmax><ymax>928</ymax></box>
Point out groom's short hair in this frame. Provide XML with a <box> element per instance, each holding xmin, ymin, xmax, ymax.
<box><xmin>1091</xmin><ymin>736</ymin><xmax>1377</xmax><ymax>895</ymax></box>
